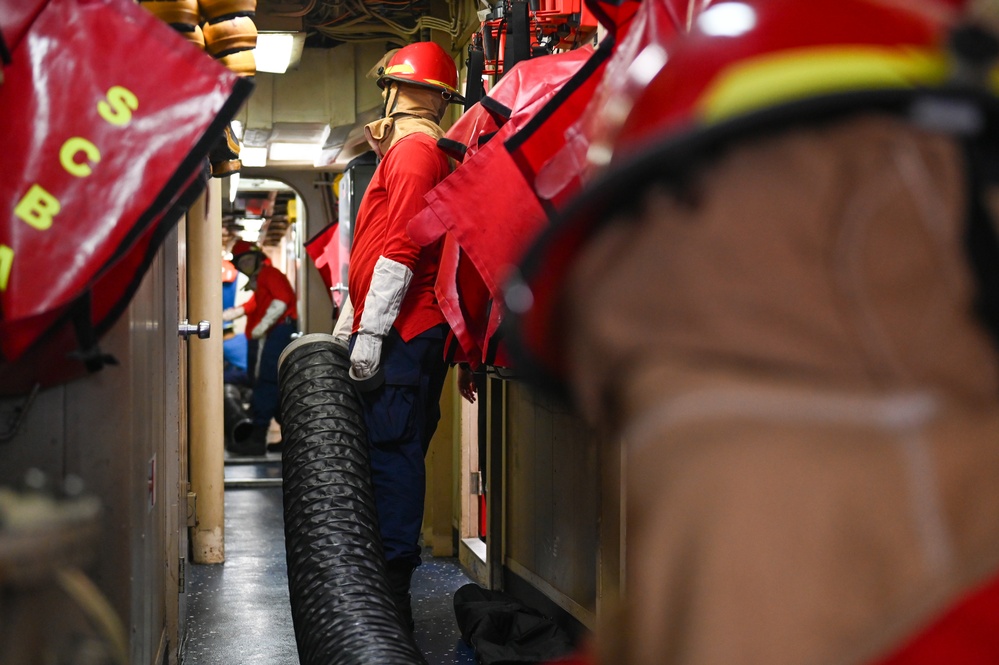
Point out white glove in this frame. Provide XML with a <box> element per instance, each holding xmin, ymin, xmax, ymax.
<box><xmin>349</xmin><ymin>256</ymin><xmax>413</xmax><ymax>383</ymax></box>
<box><xmin>331</xmin><ymin>295</ymin><xmax>354</xmax><ymax>348</ymax></box>
<box><xmin>250</xmin><ymin>300</ymin><xmax>287</xmax><ymax>339</ymax></box>
<box><xmin>222</xmin><ymin>306</ymin><xmax>245</xmax><ymax>321</ymax></box>
<box><xmin>350</xmin><ymin>332</ymin><xmax>383</xmax><ymax>382</ymax></box>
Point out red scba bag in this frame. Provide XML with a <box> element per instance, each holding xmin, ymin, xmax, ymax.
<box><xmin>0</xmin><ymin>0</ymin><xmax>252</xmax><ymax>396</ymax></box>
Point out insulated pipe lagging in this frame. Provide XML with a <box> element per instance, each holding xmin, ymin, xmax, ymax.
<box><xmin>277</xmin><ymin>334</ymin><xmax>426</xmax><ymax>665</ymax></box>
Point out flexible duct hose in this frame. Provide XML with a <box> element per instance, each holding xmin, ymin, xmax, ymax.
<box><xmin>223</xmin><ymin>383</ymin><xmax>253</xmax><ymax>445</ymax></box>
<box><xmin>278</xmin><ymin>334</ymin><xmax>426</xmax><ymax>665</ymax></box>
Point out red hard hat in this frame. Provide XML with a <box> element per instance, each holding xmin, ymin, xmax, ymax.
<box><xmin>594</xmin><ymin>0</ymin><xmax>951</xmax><ymax>171</ymax></box>
<box><xmin>378</xmin><ymin>41</ymin><xmax>463</xmax><ymax>102</ymax></box>
<box><xmin>505</xmin><ymin>0</ymin><xmax>996</xmax><ymax>394</ymax></box>
<box><xmin>222</xmin><ymin>259</ymin><xmax>238</xmax><ymax>283</ymax></box>
<box><xmin>230</xmin><ymin>239</ymin><xmax>263</xmax><ymax>276</ymax></box>
<box><xmin>230</xmin><ymin>239</ymin><xmax>258</xmax><ymax>257</ymax></box>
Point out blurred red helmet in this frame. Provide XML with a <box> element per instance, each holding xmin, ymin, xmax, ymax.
<box><xmin>378</xmin><ymin>41</ymin><xmax>463</xmax><ymax>102</ymax></box>
<box><xmin>506</xmin><ymin>0</ymin><xmax>999</xmax><ymax>394</ymax></box>
<box><xmin>230</xmin><ymin>239</ymin><xmax>258</xmax><ymax>257</ymax></box>
<box><xmin>230</xmin><ymin>240</ymin><xmax>263</xmax><ymax>276</ymax></box>
<box><xmin>591</xmin><ymin>0</ymin><xmax>953</xmax><ymax>171</ymax></box>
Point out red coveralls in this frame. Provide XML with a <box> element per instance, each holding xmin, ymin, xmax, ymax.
<box><xmin>347</xmin><ymin>131</ymin><xmax>451</xmax><ymax>570</ymax></box>
<box><xmin>349</xmin><ymin>133</ymin><xmax>448</xmax><ymax>339</ymax></box>
<box><xmin>242</xmin><ymin>261</ymin><xmax>297</xmax><ymax>430</ymax></box>
<box><xmin>241</xmin><ymin>261</ymin><xmax>298</xmax><ymax>338</ymax></box>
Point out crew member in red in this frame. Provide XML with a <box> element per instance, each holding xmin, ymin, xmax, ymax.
<box><xmin>330</xmin><ymin>40</ymin><xmax>462</xmax><ymax>633</ymax></box>
<box><xmin>509</xmin><ymin>0</ymin><xmax>999</xmax><ymax>662</ymax></box>
<box><xmin>224</xmin><ymin>240</ymin><xmax>298</xmax><ymax>454</ymax></box>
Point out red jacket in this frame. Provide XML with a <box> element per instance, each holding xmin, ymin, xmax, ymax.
<box><xmin>349</xmin><ymin>133</ymin><xmax>450</xmax><ymax>342</ymax></box>
<box><xmin>242</xmin><ymin>263</ymin><xmax>297</xmax><ymax>338</ymax></box>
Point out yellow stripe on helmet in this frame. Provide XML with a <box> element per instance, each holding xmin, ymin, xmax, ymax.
<box><xmin>698</xmin><ymin>46</ymin><xmax>950</xmax><ymax>124</ymax></box>
<box><xmin>384</xmin><ymin>63</ymin><xmax>417</xmax><ymax>76</ymax></box>
<box><xmin>423</xmin><ymin>78</ymin><xmax>458</xmax><ymax>93</ymax></box>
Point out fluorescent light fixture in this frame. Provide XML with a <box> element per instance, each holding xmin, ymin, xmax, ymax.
<box><xmin>697</xmin><ymin>3</ymin><xmax>757</xmax><ymax>37</ymax></box>
<box><xmin>255</xmin><ymin>32</ymin><xmax>306</xmax><ymax>74</ymax></box>
<box><xmin>269</xmin><ymin>141</ymin><xmax>322</xmax><ymax>163</ymax></box>
<box><xmin>240</xmin><ymin>217</ymin><xmax>265</xmax><ymax>233</ymax></box>
<box><xmin>240</xmin><ymin>178</ymin><xmax>295</xmax><ymax>192</ymax></box>
<box><xmin>241</xmin><ymin>146</ymin><xmax>268</xmax><ymax>167</ymax></box>
<box><xmin>229</xmin><ymin>172</ymin><xmax>240</xmax><ymax>203</ymax></box>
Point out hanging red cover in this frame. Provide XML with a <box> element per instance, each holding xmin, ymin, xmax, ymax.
<box><xmin>509</xmin><ymin>0</ymin><xmax>707</xmax><ymax>209</ymax></box>
<box><xmin>304</xmin><ymin>220</ymin><xmax>343</xmax><ymax>307</ymax></box>
<box><xmin>0</xmin><ymin>0</ymin><xmax>252</xmax><ymax>396</ymax></box>
<box><xmin>409</xmin><ymin>47</ymin><xmax>597</xmax><ymax>366</ymax></box>
<box><xmin>409</xmin><ymin>0</ymin><xmax>706</xmax><ymax>367</ymax></box>
<box><xmin>410</xmin><ymin>125</ymin><xmax>544</xmax><ymax>367</ymax></box>
<box><xmin>440</xmin><ymin>45</ymin><xmax>596</xmax><ymax>164</ymax></box>
<box><xmin>434</xmin><ymin>235</ymin><xmax>491</xmax><ymax>365</ymax></box>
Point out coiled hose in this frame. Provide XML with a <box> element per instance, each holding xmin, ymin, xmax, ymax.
<box><xmin>277</xmin><ymin>334</ymin><xmax>425</xmax><ymax>665</ymax></box>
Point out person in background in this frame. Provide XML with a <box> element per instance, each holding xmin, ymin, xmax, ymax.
<box><xmin>221</xmin><ymin>255</ymin><xmax>250</xmax><ymax>388</ymax></box>
<box><xmin>330</xmin><ymin>41</ymin><xmax>464</xmax><ymax>633</ymax></box>
<box><xmin>224</xmin><ymin>240</ymin><xmax>298</xmax><ymax>454</ymax></box>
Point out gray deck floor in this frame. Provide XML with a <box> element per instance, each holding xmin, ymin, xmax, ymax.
<box><xmin>181</xmin><ymin>456</ymin><xmax>478</xmax><ymax>665</ymax></box>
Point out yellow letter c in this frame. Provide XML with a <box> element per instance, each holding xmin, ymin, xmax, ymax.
<box><xmin>60</xmin><ymin>137</ymin><xmax>101</xmax><ymax>178</ymax></box>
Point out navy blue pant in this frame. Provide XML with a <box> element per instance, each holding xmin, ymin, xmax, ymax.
<box><xmin>352</xmin><ymin>324</ymin><xmax>449</xmax><ymax>568</ymax></box>
<box><xmin>250</xmin><ymin>320</ymin><xmax>296</xmax><ymax>428</ymax></box>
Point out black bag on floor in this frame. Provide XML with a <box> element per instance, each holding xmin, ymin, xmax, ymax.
<box><xmin>453</xmin><ymin>583</ymin><xmax>576</xmax><ymax>665</ymax></box>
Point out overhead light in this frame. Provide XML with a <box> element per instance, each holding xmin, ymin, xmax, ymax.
<box><xmin>268</xmin><ymin>122</ymin><xmax>328</xmax><ymax>143</ymax></box>
<box><xmin>242</xmin><ymin>127</ymin><xmax>272</xmax><ymax>148</ymax></box>
<box><xmin>241</xmin><ymin>146</ymin><xmax>268</xmax><ymax>167</ymax></box>
<box><xmin>239</xmin><ymin>178</ymin><xmax>295</xmax><ymax>192</ymax></box>
<box><xmin>239</xmin><ymin>218</ymin><xmax>265</xmax><ymax>239</ymax></box>
<box><xmin>269</xmin><ymin>141</ymin><xmax>322</xmax><ymax>163</ymax></box>
<box><xmin>255</xmin><ymin>32</ymin><xmax>306</xmax><ymax>74</ymax></box>
<box><xmin>697</xmin><ymin>3</ymin><xmax>757</xmax><ymax>37</ymax></box>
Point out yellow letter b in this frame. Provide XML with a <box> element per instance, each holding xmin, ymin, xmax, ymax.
<box><xmin>14</xmin><ymin>184</ymin><xmax>62</xmax><ymax>231</ymax></box>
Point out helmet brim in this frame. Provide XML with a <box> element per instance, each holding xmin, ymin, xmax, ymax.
<box><xmin>503</xmin><ymin>86</ymin><xmax>999</xmax><ymax>396</ymax></box>
<box><xmin>379</xmin><ymin>75</ymin><xmax>465</xmax><ymax>104</ymax></box>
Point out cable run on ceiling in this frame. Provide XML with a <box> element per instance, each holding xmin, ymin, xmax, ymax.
<box><xmin>273</xmin><ymin>0</ymin><xmax>469</xmax><ymax>47</ymax></box>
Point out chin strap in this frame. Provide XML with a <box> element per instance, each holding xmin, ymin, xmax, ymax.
<box><xmin>364</xmin><ymin>84</ymin><xmax>447</xmax><ymax>158</ymax></box>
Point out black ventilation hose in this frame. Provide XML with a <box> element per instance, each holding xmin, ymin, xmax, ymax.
<box><xmin>223</xmin><ymin>383</ymin><xmax>253</xmax><ymax>445</ymax></box>
<box><xmin>277</xmin><ymin>334</ymin><xmax>426</xmax><ymax>665</ymax></box>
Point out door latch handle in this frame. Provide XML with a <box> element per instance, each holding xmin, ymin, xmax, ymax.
<box><xmin>178</xmin><ymin>319</ymin><xmax>211</xmax><ymax>340</ymax></box>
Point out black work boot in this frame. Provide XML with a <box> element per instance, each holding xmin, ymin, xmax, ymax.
<box><xmin>385</xmin><ymin>559</ymin><xmax>416</xmax><ymax>633</ymax></box>
<box><xmin>230</xmin><ymin>424</ymin><xmax>267</xmax><ymax>456</ymax></box>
